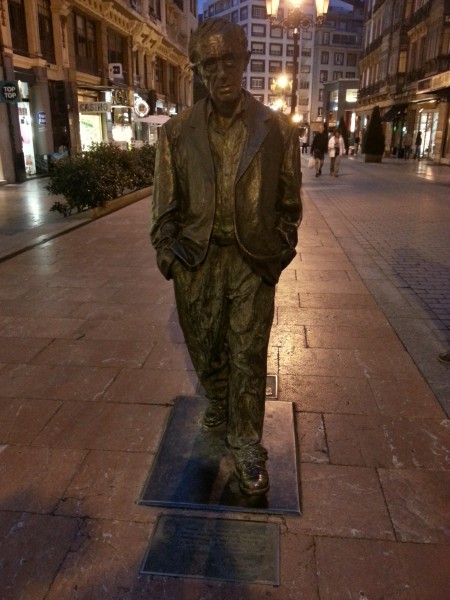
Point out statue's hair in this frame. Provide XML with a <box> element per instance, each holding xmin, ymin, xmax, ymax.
<box><xmin>188</xmin><ymin>18</ymin><xmax>248</xmax><ymax>64</ymax></box>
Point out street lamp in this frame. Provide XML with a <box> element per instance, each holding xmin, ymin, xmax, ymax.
<box><xmin>265</xmin><ymin>0</ymin><xmax>330</xmax><ymax>116</ymax></box>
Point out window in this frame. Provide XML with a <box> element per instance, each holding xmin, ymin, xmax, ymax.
<box><xmin>318</xmin><ymin>88</ymin><xmax>324</xmax><ymax>100</ymax></box>
<box><xmin>300</xmin><ymin>64</ymin><xmax>311</xmax><ymax>73</ymax></box>
<box><xmin>346</xmin><ymin>71</ymin><xmax>356</xmax><ymax>78</ymax></box>
<box><xmin>149</xmin><ymin>0</ymin><xmax>161</xmax><ymax>19</ymax></box>
<box><xmin>347</xmin><ymin>53</ymin><xmax>357</xmax><ymax>67</ymax></box>
<box><xmin>250</xmin><ymin>59</ymin><xmax>265</xmax><ymax>72</ymax></box>
<box><xmin>38</xmin><ymin>0</ymin><xmax>55</xmax><ymax>63</ymax></box>
<box><xmin>251</xmin><ymin>23</ymin><xmax>266</xmax><ymax>36</ymax></box>
<box><xmin>231</xmin><ymin>10</ymin><xmax>238</xmax><ymax>22</ymax></box>
<box><xmin>269</xmin><ymin>60</ymin><xmax>282</xmax><ymax>73</ymax></box>
<box><xmin>320</xmin><ymin>70</ymin><xmax>328</xmax><ymax>82</ymax></box>
<box><xmin>108</xmin><ymin>30</ymin><xmax>125</xmax><ymax>66</ymax></box>
<box><xmin>8</xmin><ymin>0</ymin><xmax>28</xmax><ymax>54</ymax></box>
<box><xmin>155</xmin><ymin>56</ymin><xmax>164</xmax><ymax>93</ymax></box>
<box><xmin>75</xmin><ymin>13</ymin><xmax>98</xmax><ymax>74</ymax></box>
<box><xmin>322</xmin><ymin>32</ymin><xmax>330</xmax><ymax>45</ymax></box>
<box><xmin>332</xmin><ymin>34</ymin><xmax>356</xmax><ymax>45</ymax></box>
<box><xmin>253</xmin><ymin>94</ymin><xmax>264</xmax><ymax>102</ymax></box>
<box><xmin>333</xmin><ymin>71</ymin><xmax>343</xmax><ymax>80</ymax></box>
<box><xmin>301</xmin><ymin>48</ymin><xmax>311</xmax><ymax>57</ymax></box>
<box><xmin>250</xmin><ymin>77</ymin><xmax>264</xmax><ymax>89</ymax></box>
<box><xmin>299</xmin><ymin>80</ymin><xmax>310</xmax><ymax>89</ymax></box>
<box><xmin>334</xmin><ymin>52</ymin><xmax>344</xmax><ymax>65</ymax></box>
<box><xmin>321</xmin><ymin>51</ymin><xmax>329</xmax><ymax>65</ymax></box>
<box><xmin>251</xmin><ymin>41</ymin><xmax>265</xmax><ymax>54</ymax></box>
<box><xmin>269</xmin><ymin>43</ymin><xmax>282</xmax><ymax>56</ymax></box>
<box><xmin>270</xmin><ymin>25</ymin><xmax>283</xmax><ymax>38</ymax></box>
<box><xmin>251</xmin><ymin>5</ymin><xmax>266</xmax><ymax>18</ymax></box>
<box><xmin>240</xmin><ymin>6</ymin><xmax>248</xmax><ymax>19</ymax></box>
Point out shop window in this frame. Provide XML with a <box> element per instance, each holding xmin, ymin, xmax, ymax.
<box><xmin>75</xmin><ymin>13</ymin><xmax>98</xmax><ymax>74</ymax></box>
<box><xmin>8</xmin><ymin>0</ymin><xmax>28</xmax><ymax>55</ymax></box>
<box><xmin>38</xmin><ymin>0</ymin><xmax>55</xmax><ymax>63</ymax></box>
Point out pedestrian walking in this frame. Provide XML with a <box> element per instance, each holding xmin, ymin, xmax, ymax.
<box><xmin>151</xmin><ymin>18</ymin><xmax>302</xmax><ymax>496</ymax></box>
<box><xmin>300</xmin><ymin>133</ymin><xmax>308</xmax><ymax>154</ymax></box>
<box><xmin>354</xmin><ymin>132</ymin><xmax>361</xmax><ymax>155</ymax></box>
<box><xmin>403</xmin><ymin>131</ymin><xmax>413</xmax><ymax>159</ymax></box>
<box><xmin>414</xmin><ymin>131</ymin><xmax>422</xmax><ymax>159</ymax></box>
<box><xmin>310</xmin><ymin>124</ymin><xmax>328</xmax><ymax>177</ymax></box>
<box><xmin>328</xmin><ymin>128</ymin><xmax>345</xmax><ymax>177</ymax></box>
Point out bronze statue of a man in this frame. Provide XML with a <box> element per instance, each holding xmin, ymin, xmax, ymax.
<box><xmin>151</xmin><ymin>18</ymin><xmax>302</xmax><ymax>495</ymax></box>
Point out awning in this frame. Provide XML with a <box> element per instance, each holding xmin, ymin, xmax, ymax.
<box><xmin>135</xmin><ymin>115</ymin><xmax>171</xmax><ymax>125</ymax></box>
<box><xmin>381</xmin><ymin>104</ymin><xmax>408</xmax><ymax>121</ymax></box>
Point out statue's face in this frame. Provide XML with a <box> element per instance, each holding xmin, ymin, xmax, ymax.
<box><xmin>197</xmin><ymin>30</ymin><xmax>250</xmax><ymax>112</ymax></box>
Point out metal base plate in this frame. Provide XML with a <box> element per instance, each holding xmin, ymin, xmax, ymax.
<box><xmin>140</xmin><ymin>514</ymin><xmax>279</xmax><ymax>585</ymax></box>
<box><xmin>138</xmin><ymin>397</ymin><xmax>300</xmax><ymax>515</ymax></box>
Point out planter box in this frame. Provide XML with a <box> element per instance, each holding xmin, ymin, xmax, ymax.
<box><xmin>364</xmin><ymin>154</ymin><xmax>383</xmax><ymax>163</ymax></box>
<box><xmin>72</xmin><ymin>186</ymin><xmax>152</xmax><ymax>220</ymax></box>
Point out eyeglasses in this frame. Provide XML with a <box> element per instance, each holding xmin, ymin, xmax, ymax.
<box><xmin>193</xmin><ymin>53</ymin><xmax>242</xmax><ymax>75</ymax></box>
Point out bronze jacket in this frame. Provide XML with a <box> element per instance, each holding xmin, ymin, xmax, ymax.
<box><xmin>150</xmin><ymin>91</ymin><xmax>302</xmax><ymax>285</ymax></box>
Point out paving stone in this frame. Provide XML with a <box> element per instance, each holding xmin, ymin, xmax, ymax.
<box><xmin>0</xmin><ymin>337</ymin><xmax>52</xmax><ymax>363</ymax></box>
<box><xmin>293</xmin><ymin>463</ymin><xmax>395</xmax><ymax>540</ymax></box>
<box><xmin>299</xmin><ymin>292</ymin><xmax>376</xmax><ymax>309</ymax></box>
<box><xmin>306</xmin><ymin>324</ymin><xmax>403</xmax><ymax>350</ymax></box>
<box><xmin>369</xmin><ymin>377</ymin><xmax>446</xmax><ymax>418</ymax></box>
<box><xmin>33</xmin><ymin>402</ymin><xmax>170</xmax><ymax>452</ymax></box>
<box><xmin>278</xmin><ymin>307</ymin><xmax>389</xmax><ymax>328</ymax></box>
<box><xmin>325</xmin><ymin>414</ymin><xmax>450</xmax><ymax>469</ymax></box>
<box><xmin>0</xmin><ymin>363</ymin><xmax>118</xmax><ymax>400</ymax></box>
<box><xmin>316</xmin><ymin>536</ymin><xmax>449</xmax><ymax>600</ymax></box>
<box><xmin>104</xmin><ymin>367</ymin><xmax>198</xmax><ymax>404</ymax></box>
<box><xmin>0</xmin><ymin>398</ymin><xmax>60</xmax><ymax>444</ymax></box>
<box><xmin>280</xmin><ymin>374</ymin><xmax>378</xmax><ymax>414</ymax></box>
<box><xmin>30</xmin><ymin>338</ymin><xmax>153</xmax><ymax>368</ymax></box>
<box><xmin>0</xmin><ymin>446</ymin><xmax>86</xmax><ymax>512</ymax></box>
<box><xmin>0</xmin><ymin>315</ymin><xmax>85</xmax><ymax>338</ymax></box>
<box><xmin>56</xmin><ymin>449</ymin><xmax>155</xmax><ymax>522</ymax></box>
<box><xmin>378</xmin><ymin>468</ymin><xmax>450</xmax><ymax>543</ymax></box>
<box><xmin>296</xmin><ymin>412</ymin><xmax>329</xmax><ymax>463</ymax></box>
<box><xmin>142</xmin><ymin>341</ymin><xmax>194</xmax><ymax>371</ymax></box>
<box><xmin>0</xmin><ymin>512</ymin><xmax>79</xmax><ymax>600</ymax></box>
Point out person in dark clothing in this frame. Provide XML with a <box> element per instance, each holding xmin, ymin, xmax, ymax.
<box><xmin>414</xmin><ymin>131</ymin><xmax>422</xmax><ymax>159</ymax></box>
<box><xmin>310</xmin><ymin>124</ymin><xmax>328</xmax><ymax>177</ymax></box>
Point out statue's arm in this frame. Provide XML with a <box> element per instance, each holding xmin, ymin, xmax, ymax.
<box><xmin>276</xmin><ymin>124</ymin><xmax>303</xmax><ymax>252</ymax></box>
<box><xmin>150</xmin><ymin>125</ymin><xmax>180</xmax><ymax>279</ymax></box>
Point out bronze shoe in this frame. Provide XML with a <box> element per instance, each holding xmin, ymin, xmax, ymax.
<box><xmin>235</xmin><ymin>451</ymin><xmax>270</xmax><ymax>496</ymax></box>
<box><xmin>202</xmin><ymin>401</ymin><xmax>227</xmax><ymax>428</ymax></box>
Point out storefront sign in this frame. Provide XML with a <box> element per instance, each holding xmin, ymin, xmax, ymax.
<box><xmin>134</xmin><ymin>97</ymin><xmax>150</xmax><ymax>118</ymax></box>
<box><xmin>36</xmin><ymin>111</ymin><xmax>47</xmax><ymax>126</ymax></box>
<box><xmin>79</xmin><ymin>102</ymin><xmax>112</xmax><ymax>113</ymax></box>
<box><xmin>0</xmin><ymin>81</ymin><xmax>20</xmax><ymax>103</ymax></box>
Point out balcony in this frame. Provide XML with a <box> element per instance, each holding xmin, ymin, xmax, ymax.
<box><xmin>362</xmin><ymin>35</ymin><xmax>382</xmax><ymax>57</ymax></box>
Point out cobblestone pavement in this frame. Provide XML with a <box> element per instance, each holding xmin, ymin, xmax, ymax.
<box><xmin>301</xmin><ymin>154</ymin><xmax>450</xmax><ymax>415</ymax></box>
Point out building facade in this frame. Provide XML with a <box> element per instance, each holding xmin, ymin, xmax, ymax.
<box><xmin>0</xmin><ymin>0</ymin><xmax>197</xmax><ymax>183</ymax></box>
<box><xmin>199</xmin><ymin>0</ymin><xmax>364</xmax><ymax>141</ymax></box>
<box><xmin>357</xmin><ymin>0</ymin><xmax>450</xmax><ymax>163</ymax></box>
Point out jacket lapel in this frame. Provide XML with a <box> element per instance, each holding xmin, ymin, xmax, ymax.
<box><xmin>187</xmin><ymin>99</ymin><xmax>215</xmax><ymax>183</ymax></box>
<box><xmin>236</xmin><ymin>95</ymin><xmax>272</xmax><ymax>182</ymax></box>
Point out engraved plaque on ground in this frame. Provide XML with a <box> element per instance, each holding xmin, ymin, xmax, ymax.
<box><xmin>141</xmin><ymin>514</ymin><xmax>279</xmax><ymax>585</ymax></box>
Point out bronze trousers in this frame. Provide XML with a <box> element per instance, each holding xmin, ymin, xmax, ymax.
<box><xmin>172</xmin><ymin>243</ymin><xmax>275</xmax><ymax>450</ymax></box>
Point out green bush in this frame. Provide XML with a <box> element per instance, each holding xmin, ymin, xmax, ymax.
<box><xmin>362</xmin><ymin>106</ymin><xmax>385</xmax><ymax>156</ymax></box>
<box><xmin>47</xmin><ymin>142</ymin><xmax>156</xmax><ymax>216</ymax></box>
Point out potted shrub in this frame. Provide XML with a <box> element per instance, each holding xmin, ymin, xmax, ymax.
<box><xmin>362</xmin><ymin>105</ymin><xmax>385</xmax><ymax>163</ymax></box>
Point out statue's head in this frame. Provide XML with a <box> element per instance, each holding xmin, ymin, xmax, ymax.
<box><xmin>189</xmin><ymin>18</ymin><xmax>251</xmax><ymax>112</ymax></box>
